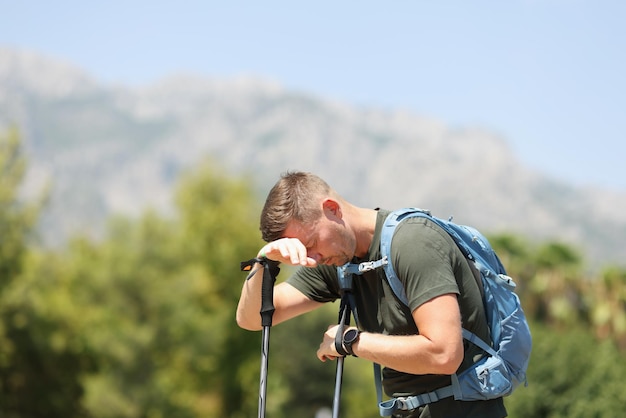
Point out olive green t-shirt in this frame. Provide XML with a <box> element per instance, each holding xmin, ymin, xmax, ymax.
<box><xmin>287</xmin><ymin>209</ymin><xmax>507</xmax><ymax>418</ymax></box>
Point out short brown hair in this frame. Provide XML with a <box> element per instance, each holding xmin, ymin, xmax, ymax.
<box><xmin>260</xmin><ymin>171</ymin><xmax>332</xmax><ymax>242</ymax></box>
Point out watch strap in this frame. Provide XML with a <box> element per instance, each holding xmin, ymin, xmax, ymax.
<box><xmin>343</xmin><ymin>329</ymin><xmax>361</xmax><ymax>357</ymax></box>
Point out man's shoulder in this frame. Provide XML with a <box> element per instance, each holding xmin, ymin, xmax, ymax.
<box><xmin>391</xmin><ymin>215</ymin><xmax>454</xmax><ymax>249</ymax></box>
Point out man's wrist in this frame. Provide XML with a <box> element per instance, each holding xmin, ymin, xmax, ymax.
<box><xmin>342</xmin><ymin>328</ymin><xmax>361</xmax><ymax>357</ymax></box>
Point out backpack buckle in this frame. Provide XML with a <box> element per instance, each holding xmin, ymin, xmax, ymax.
<box><xmin>358</xmin><ymin>256</ymin><xmax>388</xmax><ymax>273</ymax></box>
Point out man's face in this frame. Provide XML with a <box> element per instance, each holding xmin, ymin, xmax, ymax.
<box><xmin>283</xmin><ymin>211</ymin><xmax>356</xmax><ymax>267</ymax></box>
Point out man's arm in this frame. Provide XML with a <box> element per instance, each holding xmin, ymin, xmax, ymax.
<box><xmin>236</xmin><ymin>238</ymin><xmax>322</xmax><ymax>331</ymax></box>
<box><xmin>236</xmin><ymin>269</ymin><xmax>322</xmax><ymax>330</ymax></box>
<box><xmin>317</xmin><ymin>293</ymin><xmax>464</xmax><ymax>375</ymax></box>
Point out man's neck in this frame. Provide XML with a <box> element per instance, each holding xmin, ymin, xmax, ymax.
<box><xmin>352</xmin><ymin>207</ymin><xmax>379</xmax><ymax>258</ymax></box>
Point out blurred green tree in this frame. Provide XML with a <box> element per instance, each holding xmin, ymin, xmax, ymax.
<box><xmin>591</xmin><ymin>265</ymin><xmax>626</xmax><ymax>349</ymax></box>
<box><xmin>0</xmin><ymin>129</ymin><xmax>74</xmax><ymax>417</ymax></box>
<box><xmin>0</xmin><ymin>128</ymin><xmax>44</xmax><ymax>288</ymax></box>
<box><xmin>67</xmin><ymin>162</ymin><xmax>265</xmax><ymax>417</ymax></box>
<box><xmin>505</xmin><ymin>322</ymin><xmax>626</xmax><ymax>418</ymax></box>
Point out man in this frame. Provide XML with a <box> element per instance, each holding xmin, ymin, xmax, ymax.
<box><xmin>236</xmin><ymin>171</ymin><xmax>507</xmax><ymax>418</ymax></box>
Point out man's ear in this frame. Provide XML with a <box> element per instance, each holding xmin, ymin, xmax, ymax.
<box><xmin>322</xmin><ymin>198</ymin><xmax>342</xmax><ymax>219</ymax></box>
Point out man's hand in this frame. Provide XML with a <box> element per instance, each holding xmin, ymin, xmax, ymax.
<box><xmin>316</xmin><ymin>324</ymin><xmax>350</xmax><ymax>362</ymax></box>
<box><xmin>259</xmin><ymin>238</ymin><xmax>318</xmax><ymax>267</ymax></box>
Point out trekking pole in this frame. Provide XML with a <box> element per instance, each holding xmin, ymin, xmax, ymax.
<box><xmin>241</xmin><ymin>257</ymin><xmax>280</xmax><ymax>418</ymax></box>
<box><xmin>332</xmin><ymin>260</ymin><xmax>381</xmax><ymax>417</ymax></box>
<box><xmin>332</xmin><ymin>305</ymin><xmax>350</xmax><ymax>418</ymax></box>
<box><xmin>333</xmin><ymin>358</ymin><xmax>344</xmax><ymax>418</ymax></box>
<box><xmin>259</xmin><ymin>319</ymin><xmax>271</xmax><ymax>418</ymax></box>
<box><xmin>332</xmin><ymin>263</ymin><xmax>357</xmax><ymax>418</ymax></box>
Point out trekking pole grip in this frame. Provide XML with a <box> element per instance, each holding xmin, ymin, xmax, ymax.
<box><xmin>260</xmin><ymin>259</ymin><xmax>279</xmax><ymax>326</ymax></box>
<box><xmin>241</xmin><ymin>257</ymin><xmax>281</xmax><ymax>327</ymax></box>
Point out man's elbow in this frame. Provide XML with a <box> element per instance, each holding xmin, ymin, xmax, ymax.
<box><xmin>435</xmin><ymin>345</ymin><xmax>464</xmax><ymax>375</ymax></box>
<box><xmin>441</xmin><ymin>356</ymin><xmax>463</xmax><ymax>375</ymax></box>
<box><xmin>236</xmin><ymin>311</ymin><xmax>262</xmax><ymax>331</ymax></box>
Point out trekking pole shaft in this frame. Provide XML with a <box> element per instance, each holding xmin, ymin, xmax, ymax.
<box><xmin>332</xmin><ymin>357</ymin><xmax>344</xmax><ymax>418</ymax></box>
<box><xmin>240</xmin><ymin>258</ymin><xmax>279</xmax><ymax>418</ymax></box>
<box><xmin>258</xmin><ymin>326</ymin><xmax>271</xmax><ymax>418</ymax></box>
<box><xmin>257</xmin><ymin>260</ymin><xmax>277</xmax><ymax>418</ymax></box>
<box><xmin>331</xmin><ymin>288</ymin><xmax>351</xmax><ymax>418</ymax></box>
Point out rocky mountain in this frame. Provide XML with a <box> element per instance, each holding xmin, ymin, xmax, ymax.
<box><xmin>1</xmin><ymin>47</ymin><xmax>625</xmax><ymax>268</ymax></box>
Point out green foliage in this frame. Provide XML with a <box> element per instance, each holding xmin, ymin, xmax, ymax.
<box><xmin>0</xmin><ymin>128</ymin><xmax>44</xmax><ymax>287</ymax></box>
<box><xmin>59</xmin><ymin>165</ymin><xmax>264</xmax><ymax>418</ymax></box>
<box><xmin>534</xmin><ymin>241</ymin><xmax>582</xmax><ymax>271</ymax></box>
<box><xmin>0</xmin><ymin>249</ymin><xmax>94</xmax><ymax>418</ymax></box>
<box><xmin>0</xmin><ymin>130</ymin><xmax>57</xmax><ymax>417</ymax></box>
<box><xmin>505</xmin><ymin>322</ymin><xmax>626</xmax><ymax>418</ymax></box>
<box><xmin>590</xmin><ymin>265</ymin><xmax>626</xmax><ymax>349</ymax></box>
<box><xmin>0</xmin><ymin>148</ymin><xmax>265</xmax><ymax>417</ymax></box>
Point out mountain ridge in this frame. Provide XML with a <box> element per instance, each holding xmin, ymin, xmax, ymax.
<box><xmin>1</xmin><ymin>47</ymin><xmax>624</xmax><ymax>268</ymax></box>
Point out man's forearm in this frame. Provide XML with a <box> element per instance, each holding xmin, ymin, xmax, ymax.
<box><xmin>236</xmin><ymin>262</ymin><xmax>265</xmax><ymax>331</ymax></box>
<box><xmin>353</xmin><ymin>332</ymin><xmax>463</xmax><ymax>376</ymax></box>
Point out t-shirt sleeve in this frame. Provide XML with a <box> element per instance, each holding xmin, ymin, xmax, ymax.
<box><xmin>390</xmin><ymin>217</ymin><xmax>460</xmax><ymax>312</ymax></box>
<box><xmin>286</xmin><ymin>264</ymin><xmax>341</xmax><ymax>303</ymax></box>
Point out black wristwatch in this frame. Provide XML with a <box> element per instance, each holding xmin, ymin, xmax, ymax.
<box><xmin>342</xmin><ymin>328</ymin><xmax>361</xmax><ymax>357</ymax></box>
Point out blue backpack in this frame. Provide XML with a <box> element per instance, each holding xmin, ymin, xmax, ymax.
<box><xmin>338</xmin><ymin>208</ymin><xmax>532</xmax><ymax>416</ymax></box>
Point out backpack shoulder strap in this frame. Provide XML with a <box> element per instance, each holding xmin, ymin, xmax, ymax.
<box><xmin>380</xmin><ymin>208</ymin><xmax>433</xmax><ymax>306</ymax></box>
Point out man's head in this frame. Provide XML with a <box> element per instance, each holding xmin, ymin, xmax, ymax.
<box><xmin>260</xmin><ymin>171</ymin><xmax>333</xmax><ymax>242</ymax></box>
<box><xmin>260</xmin><ymin>171</ymin><xmax>371</xmax><ymax>266</ymax></box>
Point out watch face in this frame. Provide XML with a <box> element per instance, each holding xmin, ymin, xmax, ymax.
<box><xmin>344</xmin><ymin>329</ymin><xmax>359</xmax><ymax>342</ymax></box>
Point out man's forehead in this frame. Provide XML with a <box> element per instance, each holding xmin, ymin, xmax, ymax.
<box><xmin>283</xmin><ymin>219</ymin><xmax>315</xmax><ymax>240</ymax></box>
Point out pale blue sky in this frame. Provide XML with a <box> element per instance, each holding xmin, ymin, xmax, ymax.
<box><xmin>2</xmin><ymin>0</ymin><xmax>625</xmax><ymax>191</ymax></box>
